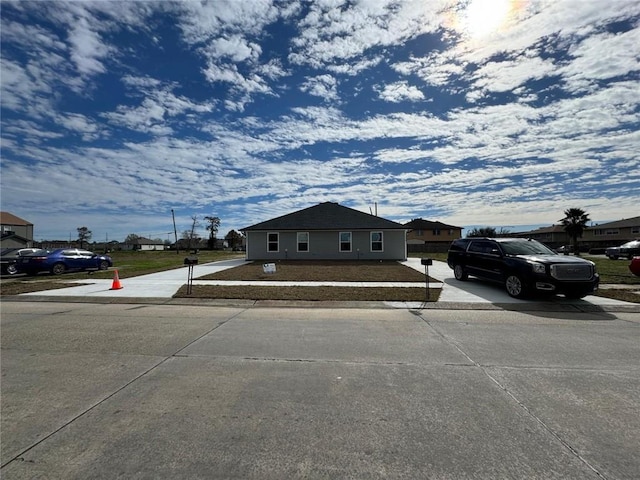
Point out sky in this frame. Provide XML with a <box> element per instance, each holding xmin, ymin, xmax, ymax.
<box><xmin>1</xmin><ymin>0</ymin><xmax>639</xmax><ymax>243</ymax></box>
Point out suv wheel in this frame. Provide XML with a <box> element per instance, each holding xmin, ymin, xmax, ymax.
<box><xmin>505</xmin><ymin>274</ymin><xmax>527</xmax><ymax>298</ymax></box>
<box><xmin>453</xmin><ymin>264</ymin><xmax>468</xmax><ymax>281</ymax></box>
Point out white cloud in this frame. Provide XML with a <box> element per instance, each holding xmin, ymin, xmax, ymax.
<box><xmin>300</xmin><ymin>74</ymin><xmax>339</xmax><ymax>101</ymax></box>
<box><xmin>377</xmin><ymin>81</ymin><xmax>425</xmax><ymax>103</ymax></box>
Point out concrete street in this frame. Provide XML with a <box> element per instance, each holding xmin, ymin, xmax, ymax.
<box><xmin>2</xmin><ymin>301</ymin><xmax>639</xmax><ymax>479</ymax></box>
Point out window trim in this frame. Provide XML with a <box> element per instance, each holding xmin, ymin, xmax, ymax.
<box><xmin>297</xmin><ymin>232</ymin><xmax>309</xmax><ymax>252</ymax></box>
<box><xmin>370</xmin><ymin>231</ymin><xmax>383</xmax><ymax>252</ymax></box>
<box><xmin>267</xmin><ymin>232</ymin><xmax>279</xmax><ymax>252</ymax></box>
<box><xmin>339</xmin><ymin>232</ymin><xmax>352</xmax><ymax>252</ymax></box>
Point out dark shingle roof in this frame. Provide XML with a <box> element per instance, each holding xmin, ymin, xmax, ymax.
<box><xmin>588</xmin><ymin>216</ymin><xmax>640</xmax><ymax>229</ymax></box>
<box><xmin>242</xmin><ymin>202</ymin><xmax>405</xmax><ymax>231</ymax></box>
<box><xmin>404</xmin><ymin>218</ymin><xmax>462</xmax><ymax>230</ymax></box>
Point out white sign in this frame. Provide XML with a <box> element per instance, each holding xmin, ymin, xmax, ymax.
<box><xmin>263</xmin><ymin>263</ymin><xmax>276</xmax><ymax>274</ymax></box>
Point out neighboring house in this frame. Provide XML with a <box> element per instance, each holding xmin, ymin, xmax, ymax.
<box><xmin>514</xmin><ymin>225</ymin><xmax>570</xmax><ymax>247</ymax></box>
<box><xmin>242</xmin><ymin>202</ymin><xmax>407</xmax><ymax>261</ymax></box>
<box><xmin>584</xmin><ymin>216</ymin><xmax>640</xmax><ymax>246</ymax></box>
<box><xmin>405</xmin><ymin>218</ymin><xmax>463</xmax><ymax>253</ymax></box>
<box><xmin>516</xmin><ymin>216</ymin><xmax>640</xmax><ymax>250</ymax></box>
<box><xmin>0</xmin><ymin>212</ymin><xmax>34</xmax><ymax>248</ymax></box>
<box><xmin>123</xmin><ymin>237</ymin><xmax>166</xmax><ymax>251</ymax></box>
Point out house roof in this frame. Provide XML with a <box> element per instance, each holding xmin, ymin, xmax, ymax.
<box><xmin>0</xmin><ymin>211</ymin><xmax>33</xmax><ymax>226</ymax></box>
<box><xmin>130</xmin><ymin>237</ymin><xmax>164</xmax><ymax>245</ymax></box>
<box><xmin>242</xmin><ymin>202</ymin><xmax>406</xmax><ymax>231</ymax></box>
<box><xmin>404</xmin><ymin>218</ymin><xmax>462</xmax><ymax>230</ymax></box>
<box><xmin>515</xmin><ymin>225</ymin><xmax>566</xmax><ymax>235</ymax></box>
<box><xmin>588</xmin><ymin>216</ymin><xmax>640</xmax><ymax>229</ymax></box>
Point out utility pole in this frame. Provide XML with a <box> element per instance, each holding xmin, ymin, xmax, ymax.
<box><xmin>171</xmin><ymin>209</ymin><xmax>179</xmax><ymax>254</ymax></box>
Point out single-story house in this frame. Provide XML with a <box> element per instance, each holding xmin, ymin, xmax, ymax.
<box><xmin>404</xmin><ymin>218</ymin><xmax>463</xmax><ymax>253</ymax></box>
<box><xmin>241</xmin><ymin>202</ymin><xmax>407</xmax><ymax>261</ymax></box>
<box><xmin>123</xmin><ymin>237</ymin><xmax>166</xmax><ymax>251</ymax></box>
<box><xmin>0</xmin><ymin>212</ymin><xmax>34</xmax><ymax>248</ymax></box>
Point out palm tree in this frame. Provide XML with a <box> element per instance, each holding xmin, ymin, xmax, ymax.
<box><xmin>560</xmin><ymin>208</ymin><xmax>590</xmax><ymax>255</ymax></box>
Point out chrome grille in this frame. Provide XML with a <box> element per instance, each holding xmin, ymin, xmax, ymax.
<box><xmin>550</xmin><ymin>264</ymin><xmax>593</xmax><ymax>280</ymax></box>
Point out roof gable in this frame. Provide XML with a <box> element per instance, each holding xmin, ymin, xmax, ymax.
<box><xmin>0</xmin><ymin>211</ymin><xmax>33</xmax><ymax>226</ymax></box>
<box><xmin>242</xmin><ymin>202</ymin><xmax>405</xmax><ymax>231</ymax></box>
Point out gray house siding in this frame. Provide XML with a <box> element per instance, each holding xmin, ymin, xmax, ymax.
<box><xmin>243</xmin><ymin>202</ymin><xmax>407</xmax><ymax>261</ymax></box>
<box><xmin>246</xmin><ymin>230</ymin><xmax>406</xmax><ymax>261</ymax></box>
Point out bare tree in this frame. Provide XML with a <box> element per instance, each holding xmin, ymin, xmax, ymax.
<box><xmin>185</xmin><ymin>215</ymin><xmax>201</xmax><ymax>250</ymax></box>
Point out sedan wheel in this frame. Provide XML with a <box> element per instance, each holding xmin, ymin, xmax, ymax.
<box><xmin>505</xmin><ymin>274</ymin><xmax>526</xmax><ymax>298</ymax></box>
<box><xmin>6</xmin><ymin>264</ymin><xmax>18</xmax><ymax>275</ymax></box>
<box><xmin>51</xmin><ymin>263</ymin><xmax>66</xmax><ymax>275</ymax></box>
<box><xmin>453</xmin><ymin>264</ymin><xmax>468</xmax><ymax>281</ymax></box>
<box><xmin>98</xmin><ymin>260</ymin><xmax>110</xmax><ymax>270</ymax></box>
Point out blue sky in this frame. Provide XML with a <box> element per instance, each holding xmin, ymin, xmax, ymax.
<box><xmin>1</xmin><ymin>0</ymin><xmax>639</xmax><ymax>243</ymax></box>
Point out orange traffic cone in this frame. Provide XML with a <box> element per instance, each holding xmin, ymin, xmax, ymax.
<box><xmin>110</xmin><ymin>270</ymin><xmax>123</xmax><ymax>290</ymax></box>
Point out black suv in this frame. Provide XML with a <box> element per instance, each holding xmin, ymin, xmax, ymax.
<box><xmin>447</xmin><ymin>238</ymin><xmax>599</xmax><ymax>299</ymax></box>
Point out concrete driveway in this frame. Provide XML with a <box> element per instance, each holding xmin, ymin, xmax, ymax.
<box><xmin>2</xmin><ymin>302</ymin><xmax>639</xmax><ymax>479</ymax></box>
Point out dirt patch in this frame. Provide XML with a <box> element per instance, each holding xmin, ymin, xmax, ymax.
<box><xmin>1</xmin><ymin>280</ymin><xmax>83</xmax><ymax>296</ymax></box>
<box><xmin>178</xmin><ymin>260</ymin><xmax>438</xmax><ymax>301</ymax></box>
<box><xmin>175</xmin><ymin>285</ymin><xmax>439</xmax><ymax>302</ymax></box>
<box><xmin>200</xmin><ymin>260</ymin><xmax>434</xmax><ymax>282</ymax></box>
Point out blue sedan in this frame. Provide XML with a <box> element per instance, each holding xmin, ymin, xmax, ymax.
<box><xmin>16</xmin><ymin>248</ymin><xmax>113</xmax><ymax>275</ymax></box>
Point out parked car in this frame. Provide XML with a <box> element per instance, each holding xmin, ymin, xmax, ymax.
<box><xmin>0</xmin><ymin>248</ymin><xmax>40</xmax><ymax>275</ymax></box>
<box><xmin>447</xmin><ymin>238</ymin><xmax>599</xmax><ymax>299</ymax></box>
<box><xmin>605</xmin><ymin>240</ymin><xmax>640</xmax><ymax>260</ymax></box>
<box><xmin>15</xmin><ymin>248</ymin><xmax>113</xmax><ymax>275</ymax></box>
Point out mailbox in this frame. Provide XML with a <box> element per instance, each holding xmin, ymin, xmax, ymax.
<box><xmin>184</xmin><ymin>256</ymin><xmax>199</xmax><ymax>265</ymax></box>
<box><xmin>421</xmin><ymin>258</ymin><xmax>433</xmax><ymax>266</ymax></box>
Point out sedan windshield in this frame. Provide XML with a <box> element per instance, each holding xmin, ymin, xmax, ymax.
<box><xmin>500</xmin><ymin>240</ymin><xmax>556</xmax><ymax>256</ymax></box>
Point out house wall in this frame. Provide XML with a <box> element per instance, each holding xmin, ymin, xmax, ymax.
<box><xmin>246</xmin><ymin>230</ymin><xmax>407</xmax><ymax>261</ymax></box>
<box><xmin>1</xmin><ymin>223</ymin><xmax>33</xmax><ymax>241</ymax></box>
<box><xmin>406</xmin><ymin>228</ymin><xmax>461</xmax><ymax>243</ymax></box>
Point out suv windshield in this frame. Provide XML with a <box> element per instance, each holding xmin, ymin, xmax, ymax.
<box><xmin>500</xmin><ymin>240</ymin><xmax>556</xmax><ymax>256</ymax></box>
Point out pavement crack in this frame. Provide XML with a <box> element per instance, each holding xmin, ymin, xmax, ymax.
<box><xmin>412</xmin><ymin>311</ymin><xmax>609</xmax><ymax>480</ymax></box>
<box><xmin>0</xmin><ymin>307</ymin><xmax>250</xmax><ymax>471</ymax></box>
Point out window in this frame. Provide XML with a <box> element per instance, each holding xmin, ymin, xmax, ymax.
<box><xmin>267</xmin><ymin>232</ymin><xmax>279</xmax><ymax>252</ymax></box>
<box><xmin>633</xmin><ymin>227</ymin><xmax>640</xmax><ymax>234</ymax></box>
<box><xmin>339</xmin><ymin>232</ymin><xmax>352</xmax><ymax>252</ymax></box>
<box><xmin>468</xmin><ymin>241</ymin><xmax>498</xmax><ymax>255</ymax></box>
<box><xmin>594</xmin><ymin>229</ymin><xmax>619</xmax><ymax>236</ymax></box>
<box><xmin>433</xmin><ymin>229</ymin><xmax>441</xmax><ymax>235</ymax></box>
<box><xmin>416</xmin><ymin>229</ymin><xmax>423</xmax><ymax>236</ymax></box>
<box><xmin>371</xmin><ymin>231</ymin><xmax>383</xmax><ymax>251</ymax></box>
<box><xmin>297</xmin><ymin>232</ymin><xmax>309</xmax><ymax>252</ymax></box>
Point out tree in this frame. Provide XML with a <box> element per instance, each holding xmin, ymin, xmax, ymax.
<box><xmin>182</xmin><ymin>215</ymin><xmax>200</xmax><ymax>249</ymax></box>
<box><xmin>204</xmin><ymin>215</ymin><xmax>221</xmax><ymax>249</ymax></box>
<box><xmin>225</xmin><ymin>229</ymin><xmax>244</xmax><ymax>250</ymax></box>
<box><xmin>124</xmin><ymin>234</ymin><xmax>140</xmax><ymax>244</ymax></box>
<box><xmin>77</xmin><ymin>226</ymin><xmax>92</xmax><ymax>249</ymax></box>
<box><xmin>467</xmin><ymin>227</ymin><xmax>497</xmax><ymax>238</ymax></box>
<box><xmin>560</xmin><ymin>208</ymin><xmax>590</xmax><ymax>256</ymax></box>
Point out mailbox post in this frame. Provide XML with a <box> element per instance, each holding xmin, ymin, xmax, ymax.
<box><xmin>184</xmin><ymin>256</ymin><xmax>198</xmax><ymax>295</ymax></box>
<box><xmin>421</xmin><ymin>258</ymin><xmax>433</xmax><ymax>302</ymax></box>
